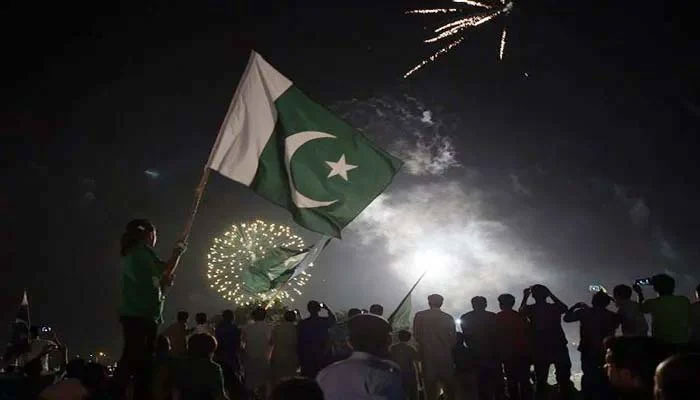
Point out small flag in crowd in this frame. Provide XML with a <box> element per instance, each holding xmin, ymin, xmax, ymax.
<box><xmin>207</xmin><ymin>51</ymin><xmax>402</xmax><ymax>238</ymax></box>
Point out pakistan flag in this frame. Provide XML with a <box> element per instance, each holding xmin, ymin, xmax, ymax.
<box><xmin>208</xmin><ymin>51</ymin><xmax>403</xmax><ymax>237</ymax></box>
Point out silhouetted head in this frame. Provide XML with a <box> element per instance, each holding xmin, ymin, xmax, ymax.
<box><xmin>271</xmin><ymin>377</ymin><xmax>325</xmax><ymax>400</ymax></box>
<box><xmin>604</xmin><ymin>336</ymin><xmax>669</xmax><ymax>395</ymax></box>
<box><xmin>369</xmin><ymin>304</ymin><xmax>384</xmax><ymax>316</ymax></box>
<box><xmin>188</xmin><ymin>334</ymin><xmax>217</xmax><ymax>359</ymax></box>
<box><xmin>284</xmin><ymin>310</ymin><xmax>296</xmax><ymax>322</ymax></box>
<box><xmin>348</xmin><ymin>314</ymin><xmax>391</xmax><ymax>357</ymax></box>
<box><xmin>307</xmin><ymin>301</ymin><xmax>321</xmax><ymax>315</ymax></box>
<box><xmin>428</xmin><ymin>294</ymin><xmax>444</xmax><ymax>309</ymax></box>
<box><xmin>498</xmin><ymin>294</ymin><xmax>516</xmax><ymax>310</ymax></box>
<box><xmin>531</xmin><ymin>285</ymin><xmax>549</xmax><ymax>302</ymax></box>
<box><xmin>195</xmin><ymin>312</ymin><xmax>207</xmax><ymax>325</ymax></box>
<box><xmin>66</xmin><ymin>358</ymin><xmax>86</xmax><ymax>380</ymax></box>
<box><xmin>654</xmin><ymin>354</ymin><xmax>700</xmax><ymax>400</ymax></box>
<box><xmin>156</xmin><ymin>335</ymin><xmax>171</xmax><ymax>359</ymax></box>
<box><xmin>222</xmin><ymin>309</ymin><xmax>234</xmax><ymax>322</ymax></box>
<box><xmin>471</xmin><ymin>296</ymin><xmax>487</xmax><ymax>311</ymax></box>
<box><xmin>251</xmin><ymin>307</ymin><xmax>266</xmax><ymax>322</ymax></box>
<box><xmin>651</xmin><ymin>274</ymin><xmax>675</xmax><ymax>296</ymax></box>
<box><xmin>121</xmin><ymin>219</ymin><xmax>156</xmax><ymax>256</ymax></box>
<box><xmin>347</xmin><ymin>308</ymin><xmax>362</xmax><ymax>318</ymax></box>
<box><xmin>82</xmin><ymin>362</ymin><xmax>107</xmax><ymax>392</ymax></box>
<box><xmin>613</xmin><ymin>285</ymin><xmax>633</xmax><ymax>301</ymax></box>
<box><xmin>177</xmin><ymin>311</ymin><xmax>189</xmax><ymax>323</ymax></box>
<box><xmin>398</xmin><ymin>330</ymin><xmax>411</xmax><ymax>342</ymax></box>
<box><xmin>592</xmin><ymin>291</ymin><xmax>612</xmax><ymax>308</ymax></box>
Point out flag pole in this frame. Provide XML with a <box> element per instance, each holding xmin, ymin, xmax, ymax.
<box><xmin>179</xmin><ymin>165</ymin><xmax>212</xmax><ymax>243</ymax></box>
<box><xmin>388</xmin><ymin>269</ymin><xmax>427</xmax><ymax>323</ymax></box>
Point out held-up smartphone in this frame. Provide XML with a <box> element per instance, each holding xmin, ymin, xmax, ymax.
<box><xmin>319</xmin><ymin>302</ymin><xmax>325</xmax><ymax>308</ymax></box>
<box><xmin>588</xmin><ymin>285</ymin><xmax>604</xmax><ymax>293</ymax></box>
<box><xmin>635</xmin><ymin>278</ymin><xmax>652</xmax><ymax>286</ymax></box>
<box><xmin>41</xmin><ymin>326</ymin><xmax>52</xmax><ymax>333</ymax></box>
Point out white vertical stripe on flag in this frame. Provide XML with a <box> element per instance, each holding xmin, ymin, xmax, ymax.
<box><xmin>207</xmin><ymin>51</ymin><xmax>293</xmax><ymax>185</ymax></box>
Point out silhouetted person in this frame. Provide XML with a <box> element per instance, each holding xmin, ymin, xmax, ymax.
<box><xmin>603</xmin><ymin>336</ymin><xmax>669</xmax><ymax>400</ymax></box>
<box><xmin>612</xmin><ymin>285</ymin><xmax>648</xmax><ymax>337</ymax></box>
<box><xmin>564</xmin><ymin>291</ymin><xmax>620</xmax><ymax>400</ymax></box>
<box><xmin>242</xmin><ymin>306</ymin><xmax>273</xmax><ymax>398</ymax></box>
<box><xmin>164</xmin><ymin>311</ymin><xmax>190</xmax><ymax>358</ymax></box>
<box><xmin>389</xmin><ymin>330</ymin><xmax>419</xmax><ymax>400</ymax></box>
<box><xmin>460</xmin><ymin>296</ymin><xmax>497</xmax><ymax>400</ymax></box>
<box><xmin>39</xmin><ymin>358</ymin><xmax>88</xmax><ymax>400</ymax></box>
<box><xmin>634</xmin><ymin>274</ymin><xmax>691</xmax><ymax>346</ymax></box>
<box><xmin>348</xmin><ymin>308</ymin><xmax>363</xmax><ymax>318</ymax></box>
<box><xmin>654</xmin><ymin>353</ymin><xmax>700</xmax><ymax>400</ymax></box>
<box><xmin>271</xmin><ymin>377</ymin><xmax>325</xmax><ymax>400</ymax></box>
<box><xmin>152</xmin><ymin>335</ymin><xmax>176</xmax><ymax>400</ymax></box>
<box><xmin>114</xmin><ymin>219</ymin><xmax>186</xmax><ymax>399</ymax></box>
<box><xmin>174</xmin><ymin>333</ymin><xmax>229</xmax><ymax>400</ymax></box>
<box><xmin>298</xmin><ymin>301</ymin><xmax>337</xmax><ymax>378</ymax></box>
<box><xmin>494</xmin><ymin>294</ymin><xmax>532</xmax><ymax>400</ymax></box>
<box><xmin>689</xmin><ymin>283</ymin><xmax>700</xmax><ymax>348</ymax></box>
<box><xmin>215</xmin><ymin>309</ymin><xmax>242</xmax><ymax>399</ymax></box>
<box><xmin>413</xmin><ymin>294</ymin><xmax>456</xmax><ymax>400</ymax></box>
<box><xmin>271</xmin><ymin>310</ymin><xmax>299</xmax><ymax>384</ymax></box>
<box><xmin>519</xmin><ymin>284</ymin><xmax>572</xmax><ymax>395</ymax></box>
<box><xmin>453</xmin><ymin>331</ymin><xmax>477</xmax><ymax>400</ymax></box>
<box><xmin>194</xmin><ymin>312</ymin><xmax>214</xmax><ymax>336</ymax></box>
<box><xmin>317</xmin><ymin>314</ymin><xmax>403</xmax><ymax>400</ymax></box>
<box><xmin>83</xmin><ymin>362</ymin><xmax>110</xmax><ymax>399</ymax></box>
<box><xmin>330</xmin><ymin>308</ymin><xmax>361</xmax><ymax>362</ymax></box>
<box><xmin>370</xmin><ymin>304</ymin><xmax>384</xmax><ymax>316</ymax></box>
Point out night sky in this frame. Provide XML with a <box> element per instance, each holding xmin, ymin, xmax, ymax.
<box><xmin>3</xmin><ymin>0</ymin><xmax>699</xmax><ymax>365</ymax></box>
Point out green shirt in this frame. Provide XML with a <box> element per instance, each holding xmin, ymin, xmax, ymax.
<box><xmin>119</xmin><ymin>243</ymin><xmax>166</xmax><ymax>323</ymax></box>
<box><xmin>641</xmin><ymin>295</ymin><xmax>691</xmax><ymax>344</ymax></box>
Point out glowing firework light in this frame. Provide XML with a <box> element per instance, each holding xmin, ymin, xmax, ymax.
<box><xmin>405</xmin><ymin>0</ymin><xmax>514</xmax><ymax>78</ymax></box>
<box><xmin>206</xmin><ymin>220</ymin><xmax>309</xmax><ymax>306</ymax></box>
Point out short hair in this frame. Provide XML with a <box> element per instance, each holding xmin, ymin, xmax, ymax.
<box><xmin>307</xmin><ymin>301</ymin><xmax>321</xmax><ymax>313</ymax></box>
<box><xmin>284</xmin><ymin>310</ymin><xmax>296</xmax><ymax>322</ymax></box>
<box><xmin>188</xmin><ymin>334</ymin><xmax>217</xmax><ymax>359</ymax></box>
<box><xmin>531</xmin><ymin>284</ymin><xmax>548</xmax><ymax>300</ymax></box>
<box><xmin>222</xmin><ymin>309</ymin><xmax>234</xmax><ymax>321</ymax></box>
<box><xmin>348</xmin><ymin>314</ymin><xmax>391</xmax><ymax>354</ymax></box>
<box><xmin>604</xmin><ymin>336</ymin><xmax>670</xmax><ymax>390</ymax></box>
<box><xmin>398</xmin><ymin>330</ymin><xmax>411</xmax><ymax>342</ymax></box>
<box><xmin>652</xmin><ymin>274</ymin><xmax>675</xmax><ymax>295</ymax></box>
<box><xmin>592</xmin><ymin>291</ymin><xmax>611</xmax><ymax>308</ymax></box>
<box><xmin>177</xmin><ymin>311</ymin><xmax>189</xmax><ymax>322</ymax></box>
<box><xmin>271</xmin><ymin>377</ymin><xmax>324</xmax><ymax>400</ymax></box>
<box><xmin>347</xmin><ymin>308</ymin><xmax>362</xmax><ymax>318</ymax></box>
<box><xmin>251</xmin><ymin>307</ymin><xmax>266</xmax><ymax>321</ymax></box>
<box><xmin>471</xmin><ymin>296</ymin><xmax>487</xmax><ymax>310</ymax></box>
<box><xmin>498</xmin><ymin>294</ymin><xmax>516</xmax><ymax>309</ymax></box>
<box><xmin>428</xmin><ymin>294</ymin><xmax>444</xmax><ymax>307</ymax></box>
<box><xmin>369</xmin><ymin>304</ymin><xmax>384</xmax><ymax>316</ymax></box>
<box><xmin>613</xmin><ymin>284</ymin><xmax>632</xmax><ymax>299</ymax></box>
<box><xmin>655</xmin><ymin>354</ymin><xmax>700</xmax><ymax>400</ymax></box>
<box><xmin>195</xmin><ymin>312</ymin><xmax>207</xmax><ymax>325</ymax></box>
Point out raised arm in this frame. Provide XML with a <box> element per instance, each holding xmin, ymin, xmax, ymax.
<box><xmin>547</xmin><ymin>288</ymin><xmax>569</xmax><ymax>313</ymax></box>
<box><xmin>161</xmin><ymin>242</ymin><xmax>187</xmax><ymax>287</ymax></box>
<box><xmin>563</xmin><ymin>302</ymin><xmax>587</xmax><ymax>323</ymax></box>
<box><xmin>519</xmin><ymin>287</ymin><xmax>531</xmax><ymax>312</ymax></box>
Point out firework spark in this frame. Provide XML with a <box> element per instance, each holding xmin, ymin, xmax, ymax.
<box><xmin>206</xmin><ymin>220</ymin><xmax>310</xmax><ymax>306</ymax></box>
<box><xmin>405</xmin><ymin>0</ymin><xmax>514</xmax><ymax>77</ymax></box>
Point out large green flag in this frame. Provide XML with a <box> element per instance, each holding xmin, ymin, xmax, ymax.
<box><xmin>207</xmin><ymin>51</ymin><xmax>402</xmax><ymax>238</ymax></box>
<box><xmin>388</xmin><ymin>271</ymin><xmax>426</xmax><ymax>330</ymax></box>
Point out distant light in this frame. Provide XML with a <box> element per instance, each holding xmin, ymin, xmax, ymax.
<box><xmin>144</xmin><ymin>169</ymin><xmax>160</xmax><ymax>178</ymax></box>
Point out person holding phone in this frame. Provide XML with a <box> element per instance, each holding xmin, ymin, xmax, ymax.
<box><xmin>297</xmin><ymin>300</ymin><xmax>336</xmax><ymax>378</ymax></box>
<box><xmin>633</xmin><ymin>274</ymin><xmax>690</xmax><ymax>347</ymax></box>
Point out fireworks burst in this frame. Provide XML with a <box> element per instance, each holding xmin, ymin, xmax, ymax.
<box><xmin>206</xmin><ymin>220</ymin><xmax>310</xmax><ymax>306</ymax></box>
<box><xmin>404</xmin><ymin>0</ymin><xmax>514</xmax><ymax>78</ymax></box>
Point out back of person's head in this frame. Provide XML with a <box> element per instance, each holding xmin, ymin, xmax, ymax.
<box><xmin>307</xmin><ymin>300</ymin><xmax>321</xmax><ymax>314</ymax></box>
<box><xmin>397</xmin><ymin>330</ymin><xmax>411</xmax><ymax>342</ymax></box>
<box><xmin>82</xmin><ymin>362</ymin><xmax>107</xmax><ymax>392</ymax></box>
<box><xmin>369</xmin><ymin>304</ymin><xmax>384</xmax><ymax>316</ymax></box>
<box><xmin>66</xmin><ymin>358</ymin><xmax>87</xmax><ymax>380</ymax></box>
<box><xmin>613</xmin><ymin>284</ymin><xmax>633</xmax><ymax>300</ymax></box>
<box><xmin>652</xmin><ymin>274</ymin><xmax>675</xmax><ymax>296</ymax></box>
<box><xmin>120</xmin><ymin>219</ymin><xmax>155</xmax><ymax>256</ymax></box>
<box><xmin>592</xmin><ymin>291</ymin><xmax>612</xmax><ymax>308</ymax></box>
<box><xmin>603</xmin><ymin>336</ymin><xmax>669</xmax><ymax>393</ymax></box>
<box><xmin>654</xmin><ymin>354</ymin><xmax>700</xmax><ymax>400</ymax></box>
<box><xmin>156</xmin><ymin>335</ymin><xmax>171</xmax><ymax>358</ymax></box>
<box><xmin>348</xmin><ymin>314</ymin><xmax>391</xmax><ymax>356</ymax></box>
<box><xmin>471</xmin><ymin>296</ymin><xmax>487</xmax><ymax>311</ymax></box>
<box><xmin>29</xmin><ymin>325</ymin><xmax>39</xmax><ymax>338</ymax></box>
<box><xmin>195</xmin><ymin>312</ymin><xmax>207</xmax><ymax>325</ymax></box>
<box><xmin>284</xmin><ymin>310</ymin><xmax>296</xmax><ymax>322</ymax></box>
<box><xmin>428</xmin><ymin>294</ymin><xmax>444</xmax><ymax>308</ymax></box>
<box><xmin>271</xmin><ymin>377</ymin><xmax>325</xmax><ymax>400</ymax></box>
<box><xmin>251</xmin><ymin>307</ymin><xmax>267</xmax><ymax>321</ymax></box>
<box><xmin>177</xmin><ymin>311</ymin><xmax>189</xmax><ymax>322</ymax></box>
<box><xmin>347</xmin><ymin>308</ymin><xmax>362</xmax><ymax>318</ymax></box>
<box><xmin>188</xmin><ymin>333</ymin><xmax>217</xmax><ymax>359</ymax></box>
<box><xmin>498</xmin><ymin>294</ymin><xmax>516</xmax><ymax>310</ymax></box>
<box><xmin>222</xmin><ymin>309</ymin><xmax>234</xmax><ymax>322</ymax></box>
<box><xmin>531</xmin><ymin>285</ymin><xmax>548</xmax><ymax>301</ymax></box>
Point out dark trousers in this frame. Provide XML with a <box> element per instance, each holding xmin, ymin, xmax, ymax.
<box><xmin>533</xmin><ymin>346</ymin><xmax>571</xmax><ymax>391</ymax></box>
<box><xmin>113</xmin><ymin>316</ymin><xmax>158</xmax><ymax>399</ymax></box>
<box><xmin>502</xmin><ymin>357</ymin><xmax>532</xmax><ymax>400</ymax></box>
<box><xmin>580</xmin><ymin>353</ymin><xmax>612</xmax><ymax>400</ymax></box>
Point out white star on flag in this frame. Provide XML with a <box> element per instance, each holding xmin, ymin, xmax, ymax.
<box><xmin>325</xmin><ymin>154</ymin><xmax>357</xmax><ymax>181</ymax></box>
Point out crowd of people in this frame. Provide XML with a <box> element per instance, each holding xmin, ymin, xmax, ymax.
<box><xmin>2</xmin><ymin>219</ymin><xmax>700</xmax><ymax>400</ymax></box>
